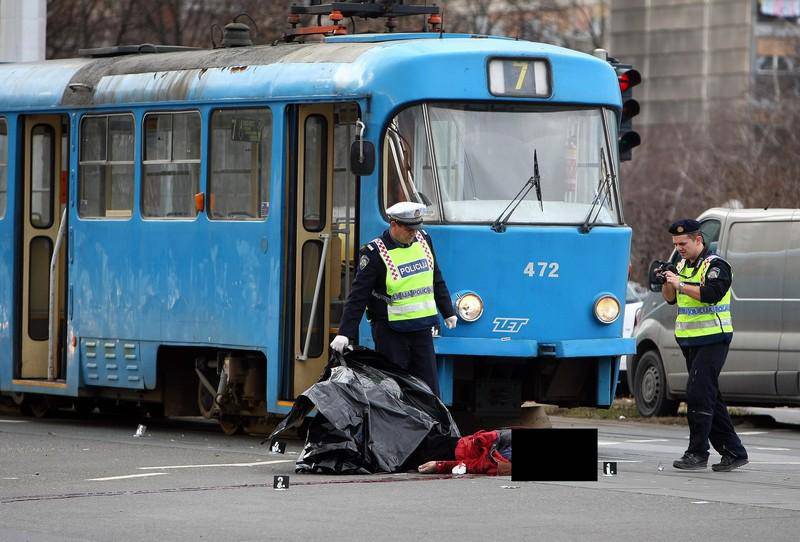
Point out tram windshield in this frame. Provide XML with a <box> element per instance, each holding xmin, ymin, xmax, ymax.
<box><xmin>383</xmin><ymin>103</ymin><xmax>622</xmax><ymax>226</ymax></box>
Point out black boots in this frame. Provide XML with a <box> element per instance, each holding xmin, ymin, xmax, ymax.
<box><xmin>672</xmin><ymin>453</ymin><xmax>748</xmax><ymax>471</ymax></box>
<box><xmin>672</xmin><ymin>453</ymin><xmax>708</xmax><ymax>470</ymax></box>
<box><xmin>711</xmin><ymin>455</ymin><xmax>748</xmax><ymax>472</ymax></box>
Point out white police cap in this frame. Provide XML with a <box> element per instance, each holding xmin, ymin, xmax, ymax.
<box><xmin>386</xmin><ymin>201</ymin><xmax>426</xmax><ymax>229</ymax></box>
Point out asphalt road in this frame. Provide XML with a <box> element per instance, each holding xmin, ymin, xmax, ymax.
<box><xmin>2</xmin><ymin>410</ymin><xmax>800</xmax><ymax>541</ymax></box>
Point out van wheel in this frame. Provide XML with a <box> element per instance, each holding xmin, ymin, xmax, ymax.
<box><xmin>634</xmin><ymin>350</ymin><xmax>678</xmax><ymax>417</ymax></box>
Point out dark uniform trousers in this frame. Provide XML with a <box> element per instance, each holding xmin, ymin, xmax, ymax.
<box><xmin>371</xmin><ymin>319</ymin><xmax>439</xmax><ymax>397</ymax></box>
<box><xmin>682</xmin><ymin>342</ymin><xmax>747</xmax><ymax>459</ymax></box>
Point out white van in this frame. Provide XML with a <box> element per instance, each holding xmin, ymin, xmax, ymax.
<box><xmin>630</xmin><ymin>208</ymin><xmax>800</xmax><ymax>416</ymax></box>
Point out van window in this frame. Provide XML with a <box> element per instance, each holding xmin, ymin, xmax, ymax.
<box><xmin>209</xmin><ymin>108</ymin><xmax>272</xmax><ymax>220</ymax></box>
<box><xmin>79</xmin><ymin>114</ymin><xmax>135</xmax><ymax>218</ymax></box>
<box><xmin>727</xmin><ymin>221</ymin><xmax>788</xmax><ymax>299</ymax></box>
<box><xmin>0</xmin><ymin>118</ymin><xmax>7</xmax><ymax>219</ymax></box>
<box><xmin>700</xmin><ymin>219</ymin><xmax>721</xmax><ymax>247</ymax></box>
<box><xmin>142</xmin><ymin>111</ymin><xmax>201</xmax><ymax>218</ymax></box>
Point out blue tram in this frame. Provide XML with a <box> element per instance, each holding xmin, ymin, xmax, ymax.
<box><xmin>0</xmin><ymin>10</ymin><xmax>635</xmax><ymax>431</ymax></box>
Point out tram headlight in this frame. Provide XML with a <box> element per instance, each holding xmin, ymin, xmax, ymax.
<box><xmin>455</xmin><ymin>292</ymin><xmax>484</xmax><ymax>322</ymax></box>
<box><xmin>594</xmin><ymin>295</ymin><xmax>621</xmax><ymax>324</ymax></box>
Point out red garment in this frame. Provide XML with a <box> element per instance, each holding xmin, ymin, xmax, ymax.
<box><xmin>433</xmin><ymin>430</ymin><xmax>511</xmax><ymax>475</ymax></box>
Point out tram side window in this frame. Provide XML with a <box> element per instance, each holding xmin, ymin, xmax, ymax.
<box><xmin>209</xmin><ymin>108</ymin><xmax>272</xmax><ymax>220</ymax></box>
<box><xmin>79</xmin><ymin>114</ymin><xmax>134</xmax><ymax>218</ymax></box>
<box><xmin>142</xmin><ymin>111</ymin><xmax>201</xmax><ymax>218</ymax></box>
<box><xmin>0</xmin><ymin>118</ymin><xmax>7</xmax><ymax>219</ymax></box>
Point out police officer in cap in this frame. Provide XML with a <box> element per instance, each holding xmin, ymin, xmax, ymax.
<box><xmin>330</xmin><ymin>201</ymin><xmax>457</xmax><ymax>397</ymax></box>
<box><xmin>662</xmin><ymin>219</ymin><xmax>748</xmax><ymax>472</ymax></box>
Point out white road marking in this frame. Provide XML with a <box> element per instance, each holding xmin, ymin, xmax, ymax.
<box><xmin>0</xmin><ymin>419</ymin><xmax>28</xmax><ymax>423</ymax></box>
<box><xmin>625</xmin><ymin>439</ymin><xmax>669</xmax><ymax>443</ymax></box>
<box><xmin>692</xmin><ymin>501</ymin><xmax>711</xmax><ymax>504</ymax></box>
<box><xmin>738</xmin><ymin>431</ymin><xmax>768</xmax><ymax>436</ymax></box>
<box><xmin>754</xmin><ymin>447</ymin><xmax>791</xmax><ymax>451</ymax></box>
<box><xmin>88</xmin><ymin>473</ymin><xmax>168</xmax><ymax>481</ymax></box>
<box><xmin>138</xmin><ymin>459</ymin><xmax>294</xmax><ymax>470</ymax></box>
<box><xmin>2</xmin><ymin>477</ymin><xmax>20</xmax><ymax>480</ymax></box>
<box><xmin>597</xmin><ymin>441</ymin><xmax>621</xmax><ymax>446</ymax></box>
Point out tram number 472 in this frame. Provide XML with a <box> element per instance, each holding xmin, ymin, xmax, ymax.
<box><xmin>523</xmin><ymin>261</ymin><xmax>560</xmax><ymax>278</ymax></box>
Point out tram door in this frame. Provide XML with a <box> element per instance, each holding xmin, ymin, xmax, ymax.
<box><xmin>291</xmin><ymin>103</ymin><xmax>358</xmax><ymax>397</ymax></box>
<box><xmin>19</xmin><ymin>116</ymin><xmax>68</xmax><ymax>380</ymax></box>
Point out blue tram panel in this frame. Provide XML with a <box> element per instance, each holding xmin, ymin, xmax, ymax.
<box><xmin>0</xmin><ymin>24</ymin><xmax>635</xmax><ymax>426</ymax></box>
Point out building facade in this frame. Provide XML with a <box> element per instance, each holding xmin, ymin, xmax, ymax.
<box><xmin>609</xmin><ymin>0</ymin><xmax>800</xmax><ymax>127</ymax></box>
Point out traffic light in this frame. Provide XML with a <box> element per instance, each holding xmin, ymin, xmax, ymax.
<box><xmin>614</xmin><ymin>63</ymin><xmax>641</xmax><ymax>161</ymax></box>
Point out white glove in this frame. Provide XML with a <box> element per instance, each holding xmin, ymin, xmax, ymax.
<box><xmin>330</xmin><ymin>335</ymin><xmax>350</xmax><ymax>353</ymax></box>
<box><xmin>444</xmin><ymin>316</ymin><xmax>458</xmax><ymax>330</ymax></box>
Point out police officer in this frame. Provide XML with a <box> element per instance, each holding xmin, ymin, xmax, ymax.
<box><xmin>662</xmin><ymin>219</ymin><xmax>748</xmax><ymax>472</ymax></box>
<box><xmin>330</xmin><ymin>201</ymin><xmax>457</xmax><ymax>397</ymax></box>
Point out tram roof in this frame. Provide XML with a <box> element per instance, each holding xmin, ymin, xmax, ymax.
<box><xmin>0</xmin><ymin>34</ymin><xmax>621</xmax><ymax>111</ymax></box>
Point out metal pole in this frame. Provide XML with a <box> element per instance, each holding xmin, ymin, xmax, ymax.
<box><xmin>47</xmin><ymin>208</ymin><xmax>67</xmax><ymax>381</ymax></box>
<box><xmin>344</xmin><ymin>124</ymin><xmax>352</xmax><ymax>299</ymax></box>
<box><xmin>421</xmin><ymin>104</ymin><xmax>445</xmax><ymax>218</ymax></box>
<box><xmin>298</xmin><ymin>233</ymin><xmax>330</xmax><ymax>361</ymax></box>
<box><xmin>600</xmin><ymin>109</ymin><xmax>623</xmax><ymax>221</ymax></box>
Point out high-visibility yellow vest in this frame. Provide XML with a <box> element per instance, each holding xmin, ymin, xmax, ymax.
<box><xmin>675</xmin><ymin>254</ymin><xmax>733</xmax><ymax>341</ymax></box>
<box><xmin>372</xmin><ymin>231</ymin><xmax>438</xmax><ymax>331</ymax></box>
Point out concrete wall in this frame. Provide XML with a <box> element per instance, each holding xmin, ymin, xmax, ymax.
<box><xmin>0</xmin><ymin>0</ymin><xmax>47</xmax><ymax>62</ymax></box>
<box><xmin>609</xmin><ymin>0</ymin><xmax>754</xmax><ymax>126</ymax></box>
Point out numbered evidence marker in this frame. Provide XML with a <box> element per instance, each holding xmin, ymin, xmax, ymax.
<box><xmin>273</xmin><ymin>475</ymin><xmax>290</xmax><ymax>490</ymax></box>
<box><xmin>602</xmin><ymin>461</ymin><xmax>618</xmax><ymax>477</ymax></box>
<box><xmin>269</xmin><ymin>440</ymin><xmax>286</xmax><ymax>454</ymax></box>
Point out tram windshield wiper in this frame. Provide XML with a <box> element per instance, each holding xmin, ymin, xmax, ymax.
<box><xmin>579</xmin><ymin>146</ymin><xmax>614</xmax><ymax>234</ymax></box>
<box><xmin>491</xmin><ymin>149</ymin><xmax>543</xmax><ymax>233</ymax></box>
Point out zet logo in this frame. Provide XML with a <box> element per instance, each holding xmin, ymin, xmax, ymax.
<box><xmin>492</xmin><ymin>317</ymin><xmax>529</xmax><ymax>333</ymax></box>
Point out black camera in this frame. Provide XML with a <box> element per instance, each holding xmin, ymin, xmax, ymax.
<box><xmin>651</xmin><ymin>260</ymin><xmax>678</xmax><ymax>284</ymax></box>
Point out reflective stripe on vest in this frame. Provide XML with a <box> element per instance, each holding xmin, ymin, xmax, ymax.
<box><xmin>372</xmin><ymin>231</ymin><xmax>438</xmax><ymax>327</ymax></box>
<box><xmin>675</xmin><ymin>255</ymin><xmax>733</xmax><ymax>339</ymax></box>
<box><xmin>675</xmin><ymin>318</ymin><xmax>733</xmax><ymax>331</ymax></box>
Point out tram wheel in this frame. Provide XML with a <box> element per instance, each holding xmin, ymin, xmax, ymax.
<box><xmin>73</xmin><ymin>399</ymin><xmax>96</xmax><ymax>417</ymax></box>
<box><xmin>197</xmin><ymin>379</ymin><xmax>216</xmax><ymax>419</ymax></box>
<box><xmin>27</xmin><ymin>397</ymin><xmax>51</xmax><ymax>419</ymax></box>
<box><xmin>218</xmin><ymin>417</ymin><xmax>242</xmax><ymax>436</ymax></box>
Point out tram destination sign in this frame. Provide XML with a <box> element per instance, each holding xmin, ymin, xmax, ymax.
<box><xmin>488</xmin><ymin>58</ymin><xmax>551</xmax><ymax>98</ymax></box>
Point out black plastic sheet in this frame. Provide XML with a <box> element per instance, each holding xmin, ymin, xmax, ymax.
<box><xmin>269</xmin><ymin>347</ymin><xmax>460</xmax><ymax>474</ymax></box>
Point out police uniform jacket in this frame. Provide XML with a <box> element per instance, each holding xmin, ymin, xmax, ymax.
<box><xmin>667</xmin><ymin>246</ymin><xmax>733</xmax><ymax>346</ymax></box>
<box><xmin>338</xmin><ymin>229</ymin><xmax>456</xmax><ymax>339</ymax></box>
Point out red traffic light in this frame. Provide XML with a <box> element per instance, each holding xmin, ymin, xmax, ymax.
<box><xmin>618</xmin><ymin>69</ymin><xmax>641</xmax><ymax>93</ymax></box>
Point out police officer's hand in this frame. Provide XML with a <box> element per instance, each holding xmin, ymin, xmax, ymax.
<box><xmin>664</xmin><ymin>271</ymin><xmax>680</xmax><ymax>290</ymax></box>
<box><xmin>330</xmin><ymin>335</ymin><xmax>350</xmax><ymax>353</ymax></box>
<box><xmin>444</xmin><ymin>316</ymin><xmax>458</xmax><ymax>330</ymax></box>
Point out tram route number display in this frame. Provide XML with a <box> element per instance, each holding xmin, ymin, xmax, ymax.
<box><xmin>488</xmin><ymin>58</ymin><xmax>551</xmax><ymax>98</ymax></box>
